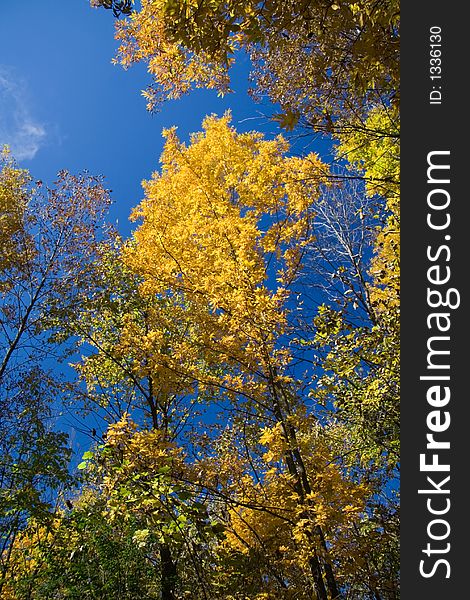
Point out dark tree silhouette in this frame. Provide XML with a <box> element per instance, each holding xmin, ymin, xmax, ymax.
<box><xmin>93</xmin><ymin>0</ymin><xmax>133</xmax><ymax>18</ymax></box>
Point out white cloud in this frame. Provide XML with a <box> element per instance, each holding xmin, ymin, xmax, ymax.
<box><xmin>0</xmin><ymin>68</ymin><xmax>46</xmax><ymax>161</ymax></box>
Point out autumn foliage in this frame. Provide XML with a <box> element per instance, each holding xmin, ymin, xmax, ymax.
<box><xmin>1</xmin><ymin>2</ymin><xmax>400</xmax><ymax>599</ymax></box>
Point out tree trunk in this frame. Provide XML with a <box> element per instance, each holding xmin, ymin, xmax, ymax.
<box><xmin>160</xmin><ymin>542</ymin><xmax>177</xmax><ymax>600</ymax></box>
<box><xmin>270</xmin><ymin>384</ymin><xmax>341</xmax><ymax>599</ymax></box>
<box><xmin>309</xmin><ymin>552</ymin><xmax>329</xmax><ymax>600</ymax></box>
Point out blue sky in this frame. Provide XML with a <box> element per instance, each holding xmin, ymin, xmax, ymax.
<box><xmin>0</xmin><ymin>0</ymin><xmax>287</xmax><ymax>237</ymax></box>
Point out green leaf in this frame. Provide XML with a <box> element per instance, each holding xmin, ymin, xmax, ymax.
<box><xmin>210</xmin><ymin>522</ymin><xmax>225</xmax><ymax>534</ymax></box>
<box><xmin>176</xmin><ymin>490</ymin><xmax>192</xmax><ymax>501</ymax></box>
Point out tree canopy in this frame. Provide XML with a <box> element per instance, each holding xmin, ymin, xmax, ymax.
<box><xmin>2</xmin><ymin>2</ymin><xmax>399</xmax><ymax>598</ymax></box>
